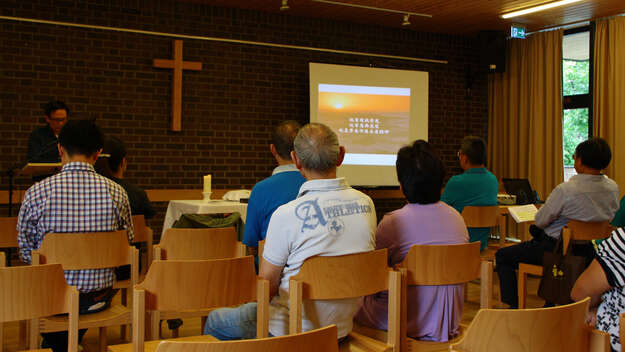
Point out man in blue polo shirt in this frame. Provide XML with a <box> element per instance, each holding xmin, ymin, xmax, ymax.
<box><xmin>441</xmin><ymin>136</ymin><xmax>498</xmax><ymax>250</ymax></box>
<box><xmin>243</xmin><ymin>120</ymin><xmax>306</xmax><ymax>259</ymax></box>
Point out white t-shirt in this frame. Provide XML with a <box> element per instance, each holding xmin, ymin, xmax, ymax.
<box><xmin>263</xmin><ymin>177</ymin><xmax>376</xmax><ymax>338</ymax></box>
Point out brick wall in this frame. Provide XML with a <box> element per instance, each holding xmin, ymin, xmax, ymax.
<box><xmin>1</xmin><ymin>0</ymin><xmax>488</xmax><ymax>227</ymax></box>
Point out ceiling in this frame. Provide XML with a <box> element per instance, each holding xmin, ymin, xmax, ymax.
<box><xmin>182</xmin><ymin>0</ymin><xmax>625</xmax><ymax>34</ymax></box>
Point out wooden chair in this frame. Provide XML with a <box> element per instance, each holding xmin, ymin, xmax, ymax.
<box><xmin>153</xmin><ymin>325</ymin><xmax>338</xmax><ymax>352</ymax></box>
<box><xmin>108</xmin><ymin>256</ymin><xmax>269</xmax><ymax>352</ymax></box>
<box><xmin>115</xmin><ymin>215</ymin><xmax>155</xmax><ymax>340</ymax></box>
<box><xmin>132</xmin><ymin>215</ymin><xmax>154</xmax><ymax>272</ymax></box>
<box><xmin>460</xmin><ymin>206</ymin><xmax>507</xmax><ymax>252</ymax></box>
<box><xmin>288</xmin><ymin>249</ymin><xmax>401</xmax><ymax>352</ymax></box>
<box><xmin>518</xmin><ymin>220</ymin><xmax>613</xmax><ymax>308</ymax></box>
<box><xmin>32</xmin><ymin>230</ymin><xmax>138</xmax><ymax>352</ymax></box>
<box><xmin>0</xmin><ymin>217</ymin><xmax>18</xmax><ymax>266</ymax></box>
<box><xmin>150</xmin><ymin>227</ymin><xmax>246</xmax><ymax>338</ymax></box>
<box><xmin>0</xmin><ymin>263</ymin><xmax>80</xmax><ymax>352</ymax></box>
<box><xmin>449</xmin><ymin>298</ymin><xmax>610</xmax><ymax>352</ymax></box>
<box><xmin>397</xmin><ymin>242</ymin><xmax>491</xmax><ymax>352</ymax></box>
<box><xmin>154</xmin><ymin>227</ymin><xmax>245</xmax><ymax>261</ymax></box>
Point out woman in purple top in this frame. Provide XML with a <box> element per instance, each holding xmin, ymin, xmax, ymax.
<box><xmin>354</xmin><ymin>140</ymin><xmax>469</xmax><ymax>342</ymax></box>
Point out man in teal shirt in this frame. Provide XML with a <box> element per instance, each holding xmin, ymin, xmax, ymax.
<box><xmin>611</xmin><ymin>195</ymin><xmax>625</xmax><ymax>227</ymax></box>
<box><xmin>441</xmin><ymin>136</ymin><xmax>499</xmax><ymax>250</ymax></box>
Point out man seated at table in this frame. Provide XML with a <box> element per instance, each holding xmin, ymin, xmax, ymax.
<box><xmin>17</xmin><ymin>120</ymin><xmax>134</xmax><ymax>352</ymax></box>
<box><xmin>495</xmin><ymin>137</ymin><xmax>619</xmax><ymax>309</ymax></box>
<box><xmin>441</xmin><ymin>136</ymin><xmax>498</xmax><ymax>250</ymax></box>
<box><xmin>204</xmin><ymin>123</ymin><xmax>376</xmax><ymax>340</ymax></box>
<box><xmin>242</xmin><ymin>120</ymin><xmax>305</xmax><ymax>260</ymax></box>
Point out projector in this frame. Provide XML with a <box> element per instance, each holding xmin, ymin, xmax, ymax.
<box><xmin>497</xmin><ymin>193</ymin><xmax>517</xmax><ymax>205</ymax></box>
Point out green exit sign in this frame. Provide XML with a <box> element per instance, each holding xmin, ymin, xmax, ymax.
<box><xmin>511</xmin><ymin>25</ymin><xmax>526</xmax><ymax>39</ymax></box>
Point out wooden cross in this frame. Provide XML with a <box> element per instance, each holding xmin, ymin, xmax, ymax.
<box><xmin>153</xmin><ymin>40</ymin><xmax>202</xmax><ymax>131</ymax></box>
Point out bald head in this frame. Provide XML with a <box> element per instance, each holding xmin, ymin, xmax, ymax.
<box><xmin>293</xmin><ymin>123</ymin><xmax>341</xmax><ymax>173</ymax></box>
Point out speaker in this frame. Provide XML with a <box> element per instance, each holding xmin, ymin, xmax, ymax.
<box><xmin>478</xmin><ymin>31</ymin><xmax>507</xmax><ymax>73</ymax></box>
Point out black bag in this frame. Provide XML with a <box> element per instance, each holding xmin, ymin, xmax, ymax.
<box><xmin>537</xmin><ymin>238</ymin><xmax>587</xmax><ymax>305</ymax></box>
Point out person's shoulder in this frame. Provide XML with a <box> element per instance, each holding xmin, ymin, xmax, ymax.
<box><xmin>99</xmin><ymin>174</ymin><xmax>128</xmax><ymax>198</ymax></box>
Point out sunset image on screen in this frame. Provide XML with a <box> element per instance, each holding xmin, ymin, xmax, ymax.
<box><xmin>318</xmin><ymin>84</ymin><xmax>410</xmax><ymax>158</ymax></box>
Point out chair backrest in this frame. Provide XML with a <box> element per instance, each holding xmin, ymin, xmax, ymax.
<box><xmin>461</xmin><ymin>206</ymin><xmax>500</xmax><ymax>228</ymax></box>
<box><xmin>397</xmin><ymin>242</ymin><xmax>481</xmax><ymax>285</ymax></box>
<box><xmin>450</xmin><ymin>298</ymin><xmax>592</xmax><ymax>352</ymax></box>
<box><xmin>0</xmin><ymin>217</ymin><xmax>18</xmax><ymax>248</ymax></box>
<box><xmin>562</xmin><ymin>220</ymin><xmax>613</xmax><ymax>254</ymax></box>
<box><xmin>132</xmin><ymin>215</ymin><xmax>151</xmax><ymax>244</ymax></box>
<box><xmin>139</xmin><ymin>256</ymin><xmax>260</xmax><ymax>311</ymax></box>
<box><xmin>290</xmin><ymin>249</ymin><xmax>390</xmax><ymax>300</ymax></box>
<box><xmin>32</xmin><ymin>230</ymin><xmax>136</xmax><ymax>270</ymax></box>
<box><xmin>288</xmin><ymin>249</ymin><xmax>401</xmax><ymax>350</ymax></box>
<box><xmin>133</xmin><ymin>257</ymin><xmax>269</xmax><ymax>352</ymax></box>
<box><xmin>154</xmin><ymin>325</ymin><xmax>338</xmax><ymax>352</ymax></box>
<box><xmin>0</xmin><ymin>264</ymin><xmax>79</xmax><ymax>351</ymax></box>
<box><xmin>155</xmin><ymin>227</ymin><xmax>244</xmax><ymax>260</ymax></box>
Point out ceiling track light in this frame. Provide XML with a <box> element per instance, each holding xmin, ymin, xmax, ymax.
<box><xmin>310</xmin><ymin>0</ymin><xmax>431</xmax><ymax>19</ymax></box>
<box><xmin>280</xmin><ymin>0</ymin><xmax>290</xmax><ymax>11</ymax></box>
<box><xmin>501</xmin><ymin>0</ymin><xmax>583</xmax><ymax>19</ymax></box>
<box><xmin>402</xmin><ymin>14</ymin><xmax>411</xmax><ymax>26</ymax></box>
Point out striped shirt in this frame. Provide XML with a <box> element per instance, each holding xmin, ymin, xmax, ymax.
<box><xmin>17</xmin><ymin>162</ymin><xmax>133</xmax><ymax>292</ymax></box>
<box><xmin>595</xmin><ymin>227</ymin><xmax>625</xmax><ymax>351</ymax></box>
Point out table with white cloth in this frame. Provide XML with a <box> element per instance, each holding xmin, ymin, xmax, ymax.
<box><xmin>162</xmin><ymin>199</ymin><xmax>248</xmax><ymax>236</ymax></box>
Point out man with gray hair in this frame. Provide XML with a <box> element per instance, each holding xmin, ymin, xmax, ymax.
<box><xmin>204</xmin><ymin>123</ymin><xmax>376</xmax><ymax>340</ymax></box>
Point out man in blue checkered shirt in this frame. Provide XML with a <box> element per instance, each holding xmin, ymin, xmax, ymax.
<box><xmin>17</xmin><ymin>119</ymin><xmax>133</xmax><ymax>351</ymax></box>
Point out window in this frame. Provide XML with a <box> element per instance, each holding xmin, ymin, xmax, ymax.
<box><xmin>562</xmin><ymin>28</ymin><xmax>592</xmax><ymax>181</ymax></box>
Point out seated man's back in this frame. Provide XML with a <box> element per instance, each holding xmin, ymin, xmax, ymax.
<box><xmin>441</xmin><ymin>136</ymin><xmax>498</xmax><ymax>250</ymax></box>
<box><xmin>263</xmin><ymin>178</ymin><xmax>376</xmax><ymax>337</ymax></box>
<box><xmin>243</xmin><ymin>120</ymin><xmax>306</xmax><ymax>251</ymax></box>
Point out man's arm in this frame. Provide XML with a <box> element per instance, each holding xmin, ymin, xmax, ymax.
<box><xmin>571</xmin><ymin>259</ymin><xmax>611</xmax><ymax>308</ymax></box>
<box><xmin>26</xmin><ymin>131</ymin><xmax>43</xmax><ymax>162</ymax></box>
<box><xmin>259</xmin><ymin>259</ymin><xmax>284</xmax><ymax>298</ymax></box>
<box><xmin>242</xmin><ymin>187</ymin><xmax>263</xmax><ymax>253</ymax></box>
<box><xmin>16</xmin><ymin>192</ymin><xmax>38</xmax><ymax>264</ymax></box>
<box><xmin>534</xmin><ymin>186</ymin><xmax>565</xmax><ymax>229</ymax></box>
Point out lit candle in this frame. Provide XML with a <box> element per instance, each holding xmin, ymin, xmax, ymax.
<box><xmin>203</xmin><ymin>174</ymin><xmax>211</xmax><ymax>193</ymax></box>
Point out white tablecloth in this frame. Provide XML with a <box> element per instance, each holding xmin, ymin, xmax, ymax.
<box><xmin>162</xmin><ymin>199</ymin><xmax>248</xmax><ymax>236</ymax></box>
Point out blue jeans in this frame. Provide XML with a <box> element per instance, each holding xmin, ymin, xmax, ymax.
<box><xmin>204</xmin><ymin>302</ymin><xmax>262</xmax><ymax>340</ymax></box>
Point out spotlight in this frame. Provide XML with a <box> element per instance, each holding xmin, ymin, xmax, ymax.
<box><xmin>280</xmin><ymin>0</ymin><xmax>290</xmax><ymax>11</ymax></box>
<box><xmin>402</xmin><ymin>14</ymin><xmax>411</xmax><ymax>26</ymax></box>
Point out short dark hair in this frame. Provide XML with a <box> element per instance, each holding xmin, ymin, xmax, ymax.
<box><xmin>460</xmin><ymin>136</ymin><xmax>487</xmax><ymax>165</ymax></box>
<box><xmin>44</xmin><ymin>100</ymin><xmax>69</xmax><ymax>117</ymax></box>
<box><xmin>396</xmin><ymin>140</ymin><xmax>446</xmax><ymax>204</ymax></box>
<box><xmin>58</xmin><ymin>120</ymin><xmax>104</xmax><ymax>157</ymax></box>
<box><xmin>575</xmin><ymin>138</ymin><xmax>611</xmax><ymax>170</ymax></box>
<box><xmin>272</xmin><ymin>120</ymin><xmax>301</xmax><ymax>159</ymax></box>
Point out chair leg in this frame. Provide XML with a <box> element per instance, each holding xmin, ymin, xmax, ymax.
<box><xmin>18</xmin><ymin>320</ymin><xmax>28</xmax><ymax>350</ymax></box>
<box><xmin>518</xmin><ymin>269</ymin><xmax>527</xmax><ymax>309</ymax></box>
<box><xmin>201</xmin><ymin>316</ymin><xmax>208</xmax><ymax>335</ymax></box>
<box><xmin>120</xmin><ymin>288</ymin><xmax>128</xmax><ymax>340</ymax></box>
<box><xmin>99</xmin><ymin>327</ymin><xmax>107</xmax><ymax>352</ymax></box>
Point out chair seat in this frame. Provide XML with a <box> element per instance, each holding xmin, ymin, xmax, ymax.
<box><xmin>107</xmin><ymin>334</ymin><xmax>219</xmax><ymax>352</ymax></box>
<box><xmin>519</xmin><ymin>263</ymin><xmax>543</xmax><ymax>276</ymax></box>
<box><xmin>352</xmin><ymin>322</ymin><xmax>467</xmax><ymax>352</ymax></box>
<box><xmin>339</xmin><ymin>331</ymin><xmax>393</xmax><ymax>352</ymax></box>
<box><xmin>41</xmin><ymin>304</ymin><xmax>131</xmax><ymax>332</ymax></box>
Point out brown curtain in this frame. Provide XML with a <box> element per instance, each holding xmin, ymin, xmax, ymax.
<box><xmin>593</xmin><ymin>16</ymin><xmax>625</xmax><ymax>196</ymax></box>
<box><xmin>488</xmin><ymin>29</ymin><xmax>564</xmax><ymax>200</ymax></box>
